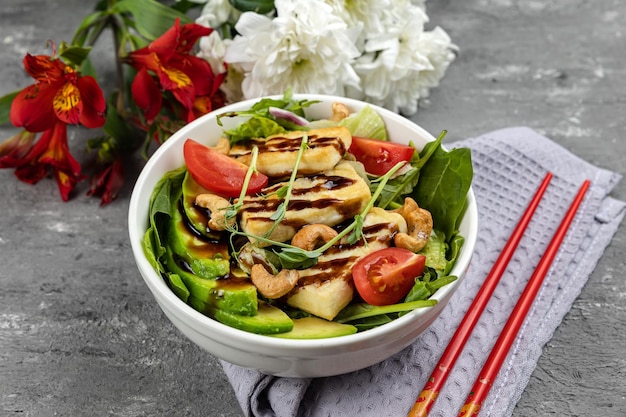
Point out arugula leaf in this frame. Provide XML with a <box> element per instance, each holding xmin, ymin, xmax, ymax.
<box><xmin>217</xmin><ymin>91</ymin><xmax>319</xmax><ymax>144</ymax></box>
<box><xmin>348</xmin><ymin>314</ymin><xmax>393</xmax><ymax>332</ymax></box>
<box><xmin>426</xmin><ymin>275</ymin><xmax>458</xmax><ymax>293</ymax></box>
<box><xmin>374</xmin><ymin>166</ymin><xmax>420</xmax><ymax>209</ymax></box>
<box><xmin>404</xmin><ymin>281</ymin><xmax>432</xmax><ymax>302</ymax></box>
<box><xmin>222</xmin><ymin>116</ymin><xmax>287</xmax><ymax>145</ymax></box>
<box><xmin>335</xmin><ymin>299</ymin><xmax>437</xmax><ymax>323</ymax></box>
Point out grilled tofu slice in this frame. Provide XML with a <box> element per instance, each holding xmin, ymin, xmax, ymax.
<box><xmin>287</xmin><ymin>208</ymin><xmax>408</xmax><ymax>320</ymax></box>
<box><xmin>238</xmin><ymin>160</ymin><xmax>371</xmax><ymax>245</ymax></box>
<box><xmin>229</xmin><ymin>127</ymin><xmax>352</xmax><ymax>178</ymax></box>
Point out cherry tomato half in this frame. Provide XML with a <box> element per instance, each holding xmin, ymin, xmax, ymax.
<box><xmin>183</xmin><ymin>139</ymin><xmax>268</xmax><ymax>198</ymax></box>
<box><xmin>348</xmin><ymin>136</ymin><xmax>415</xmax><ymax>176</ymax></box>
<box><xmin>352</xmin><ymin>247</ymin><xmax>426</xmax><ymax>306</ymax></box>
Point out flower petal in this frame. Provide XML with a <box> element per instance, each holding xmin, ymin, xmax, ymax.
<box><xmin>148</xmin><ymin>18</ymin><xmax>181</xmax><ymax>62</ymax></box>
<box><xmin>38</xmin><ymin>122</ymin><xmax>81</xmax><ymax>177</ymax></box>
<box><xmin>14</xmin><ymin>160</ymin><xmax>48</xmax><ymax>185</ymax></box>
<box><xmin>54</xmin><ymin>168</ymin><xmax>81</xmax><ymax>201</ymax></box>
<box><xmin>12</xmin><ymin>127</ymin><xmax>55</xmax><ymax>184</ymax></box>
<box><xmin>53</xmin><ymin>82</ymin><xmax>82</xmax><ymax>125</ymax></box>
<box><xmin>22</xmin><ymin>54</ymin><xmax>65</xmax><ymax>83</ymax></box>
<box><xmin>87</xmin><ymin>158</ymin><xmax>125</xmax><ymax>205</ymax></box>
<box><xmin>176</xmin><ymin>23</ymin><xmax>213</xmax><ymax>54</ymax></box>
<box><xmin>157</xmin><ymin>65</ymin><xmax>195</xmax><ymax>109</ymax></box>
<box><xmin>10</xmin><ymin>83</ymin><xmax>58</xmax><ymax>132</ymax></box>
<box><xmin>131</xmin><ymin>67</ymin><xmax>162</xmax><ymax>120</ymax></box>
<box><xmin>173</xmin><ymin>56</ymin><xmax>215</xmax><ymax>96</ymax></box>
<box><xmin>76</xmin><ymin>75</ymin><xmax>106</xmax><ymax>128</ymax></box>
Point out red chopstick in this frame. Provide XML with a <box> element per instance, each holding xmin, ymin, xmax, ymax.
<box><xmin>407</xmin><ymin>171</ymin><xmax>554</xmax><ymax>417</ymax></box>
<box><xmin>458</xmin><ymin>179</ymin><xmax>590</xmax><ymax>417</ymax></box>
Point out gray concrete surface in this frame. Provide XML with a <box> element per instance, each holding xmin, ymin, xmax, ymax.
<box><xmin>1</xmin><ymin>1</ymin><xmax>624</xmax><ymax>416</ymax></box>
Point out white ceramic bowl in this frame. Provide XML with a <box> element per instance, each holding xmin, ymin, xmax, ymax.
<box><xmin>128</xmin><ymin>94</ymin><xmax>477</xmax><ymax>378</ymax></box>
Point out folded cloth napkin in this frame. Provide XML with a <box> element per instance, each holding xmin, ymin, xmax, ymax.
<box><xmin>221</xmin><ymin>127</ymin><xmax>626</xmax><ymax>417</ymax></box>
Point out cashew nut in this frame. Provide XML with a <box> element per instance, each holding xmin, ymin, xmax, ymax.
<box><xmin>393</xmin><ymin>197</ymin><xmax>433</xmax><ymax>252</ymax></box>
<box><xmin>291</xmin><ymin>224</ymin><xmax>338</xmax><ymax>251</ymax></box>
<box><xmin>250</xmin><ymin>264</ymin><xmax>299</xmax><ymax>299</ymax></box>
<box><xmin>330</xmin><ymin>102</ymin><xmax>350</xmax><ymax>121</ymax></box>
<box><xmin>213</xmin><ymin>137</ymin><xmax>230</xmax><ymax>155</ymax></box>
<box><xmin>195</xmin><ymin>193</ymin><xmax>235</xmax><ymax>231</ymax></box>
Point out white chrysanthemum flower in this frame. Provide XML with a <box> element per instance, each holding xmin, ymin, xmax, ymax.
<box><xmin>196</xmin><ymin>0</ymin><xmax>241</xmax><ymax>29</ymax></box>
<box><xmin>411</xmin><ymin>0</ymin><xmax>427</xmax><ymax>9</ymax></box>
<box><xmin>197</xmin><ymin>31</ymin><xmax>228</xmax><ymax>74</ymax></box>
<box><xmin>197</xmin><ymin>31</ymin><xmax>245</xmax><ymax>103</ymax></box>
<box><xmin>224</xmin><ymin>0</ymin><xmax>362</xmax><ymax>99</ymax></box>
<box><xmin>350</xmin><ymin>2</ymin><xmax>455</xmax><ymax>115</ymax></box>
<box><xmin>323</xmin><ymin>0</ymin><xmax>390</xmax><ymax>46</ymax></box>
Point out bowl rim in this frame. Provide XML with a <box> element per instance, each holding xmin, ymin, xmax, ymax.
<box><xmin>128</xmin><ymin>94</ymin><xmax>478</xmax><ymax>351</ymax></box>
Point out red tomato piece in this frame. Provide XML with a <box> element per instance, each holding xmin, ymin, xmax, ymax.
<box><xmin>183</xmin><ymin>139</ymin><xmax>268</xmax><ymax>198</ymax></box>
<box><xmin>352</xmin><ymin>247</ymin><xmax>426</xmax><ymax>306</ymax></box>
<box><xmin>348</xmin><ymin>136</ymin><xmax>415</xmax><ymax>176</ymax></box>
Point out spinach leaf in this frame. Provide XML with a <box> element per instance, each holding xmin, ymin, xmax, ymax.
<box><xmin>412</xmin><ymin>145</ymin><xmax>473</xmax><ymax>240</ymax></box>
<box><xmin>142</xmin><ymin>166</ymin><xmax>189</xmax><ymax>299</ymax></box>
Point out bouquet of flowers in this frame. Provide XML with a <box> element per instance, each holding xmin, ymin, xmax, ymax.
<box><xmin>0</xmin><ymin>0</ymin><xmax>455</xmax><ymax>205</ymax></box>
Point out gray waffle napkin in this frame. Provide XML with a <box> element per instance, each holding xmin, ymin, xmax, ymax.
<box><xmin>221</xmin><ymin>127</ymin><xmax>626</xmax><ymax>417</ymax></box>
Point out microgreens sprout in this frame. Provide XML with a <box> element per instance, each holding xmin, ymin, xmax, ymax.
<box><xmin>311</xmin><ymin>160</ymin><xmax>406</xmax><ymax>254</ymax></box>
<box><xmin>225</xmin><ymin>152</ymin><xmax>406</xmax><ymax>270</ymax></box>
<box><xmin>266</xmin><ymin>134</ymin><xmax>309</xmax><ymax>236</ymax></box>
<box><xmin>224</xmin><ymin>146</ymin><xmax>261</xmax><ymax>221</ymax></box>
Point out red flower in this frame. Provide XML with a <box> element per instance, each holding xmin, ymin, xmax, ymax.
<box><xmin>87</xmin><ymin>157</ymin><xmax>125</xmax><ymax>205</ymax></box>
<box><xmin>0</xmin><ymin>122</ymin><xmax>83</xmax><ymax>201</ymax></box>
<box><xmin>10</xmin><ymin>54</ymin><xmax>106</xmax><ymax>132</ymax></box>
<box><xmin>1</xmin><ymin>53</ymin><xmax>105</xmax><ymax>201</ymax></box>
<box><xmin>126</xmin><ymin>18</ymin><xmax>223</xmax><ymax>123</ymax></box>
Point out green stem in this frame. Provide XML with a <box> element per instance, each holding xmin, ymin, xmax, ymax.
<box><xmin>109</xmin><ymin>15</ymin><xmax>127</xmax><ymax>114</ymax></box>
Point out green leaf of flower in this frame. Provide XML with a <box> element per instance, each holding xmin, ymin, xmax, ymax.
<box><xmin>112</xmin><ymin>0</ymin><xmax>191</xmax><ymax>41</ymax></box>
<box><xmin>229</xmin><ymin>0</ymin><xmax>276</xmax><ymax>15</ymax></box>
<box><xmin>0</xmin><ymin>90</ymin><xmax>18</xmax><ymax>126</ymax></box>
<box><xmin>59</xmin><ymin>43</ymin><xmax>92</xmax><ymax>68</ymax></box>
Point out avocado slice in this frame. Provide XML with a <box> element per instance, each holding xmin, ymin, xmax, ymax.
<box><xmin>163</xmin><ymin>244</ymin><xmax>258</xmax><ymax>316</ymax></box>
<box><xmin>269</xmin><ymin>316</ymin><xmax>357</xmax><ymax>339</ymax></box>
<box><xmin>181</xmin><ymin>172</ymin><xmax>220</xmax><ymax>239</ymax></box>
<box><xmin>168</xmin><ymin>191</ymin><xmax>230</xmax><ymax>280</ymax></box>
<box><xmin>203</xmin><ymin>301</ymin><xmax>294</xmax><ymax>335</ymax></box>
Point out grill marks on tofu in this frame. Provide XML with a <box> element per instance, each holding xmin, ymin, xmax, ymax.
<box><xmin>228</xmin><ymin>127</ymin><xmax>352</xmax><ymax>178</ymax></box>
<box><xmin>286</xmin><ymin>208</ymin><xmax>408</xmax><ymax>320</ymax></box>
<box><xmin>238</xmin><ymin>161</ymin><xmax>371</xmax><ymax>245</ymax></box>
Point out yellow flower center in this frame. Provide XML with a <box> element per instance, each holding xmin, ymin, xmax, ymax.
<box><xmin>53</xmin><ymin>82</ymin><xmax>81</xmax><ymax>114</ymax></box>
<box><xmin>162</xmin><ymin>66</ymin><xmax>191</xmax><ymax>88</ymax></box>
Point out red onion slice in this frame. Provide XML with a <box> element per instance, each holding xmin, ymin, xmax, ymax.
<box><xmin>269</xmin><ymin>106</ymin><xmax>309</xmax><ymax>126</ymax></box>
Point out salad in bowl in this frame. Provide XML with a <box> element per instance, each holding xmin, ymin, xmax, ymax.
<box><xmin>129</xmin><ymin>93</ymin><xmax>477</xmax><ymax>377</ymax></box>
